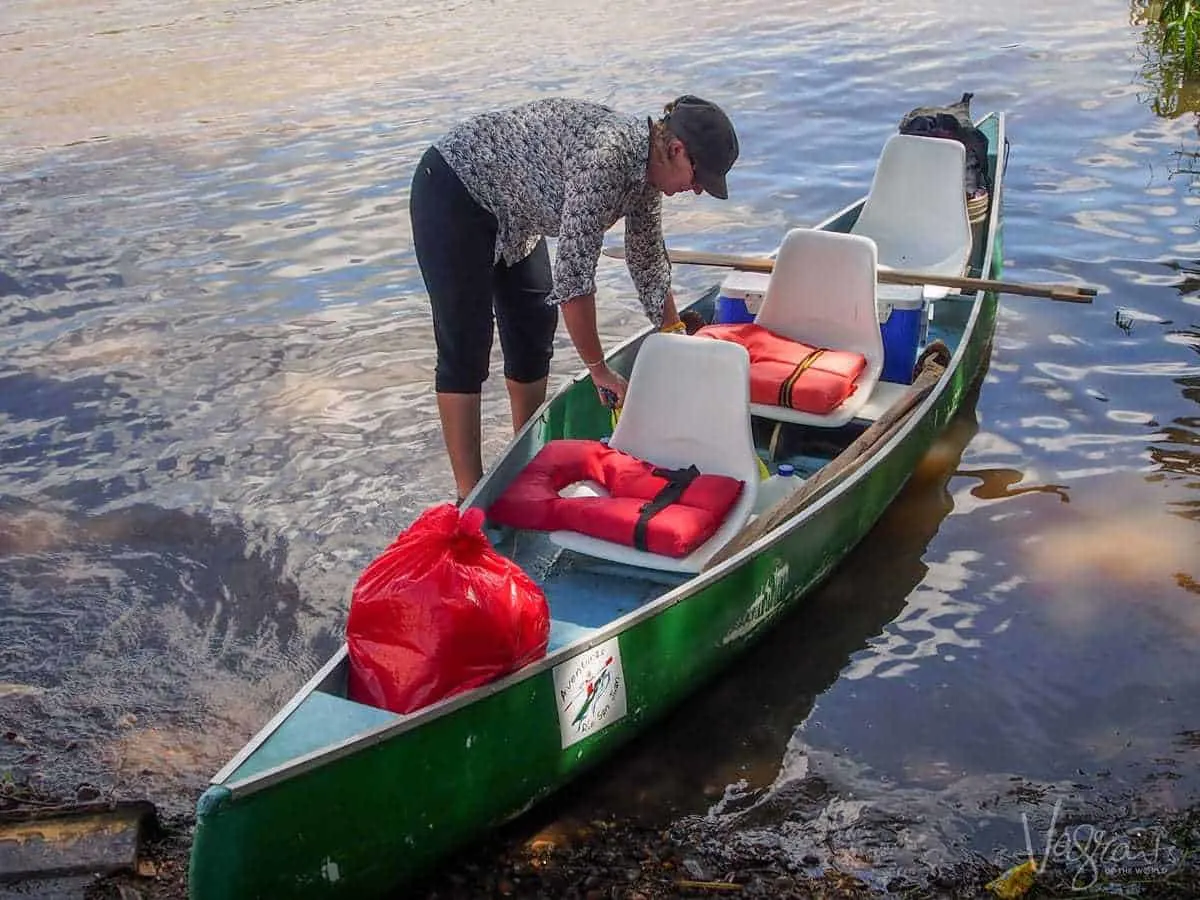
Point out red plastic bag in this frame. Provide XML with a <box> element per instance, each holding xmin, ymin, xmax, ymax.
<box><xmin>346</xmin><ymin>503</ymin><xmax>550</xmax><ymax>714</ymax></box>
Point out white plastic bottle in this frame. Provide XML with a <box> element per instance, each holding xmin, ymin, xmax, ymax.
<box><xmin>753</xmin><ymin>463</ymin><xmax>802</xmax><ymax>514</ymax></box>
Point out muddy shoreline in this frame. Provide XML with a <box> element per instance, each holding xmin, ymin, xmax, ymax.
<box><xmin>3</xmin><ymin>771</ymin><xmax>1196</xmax><ymax>900</ymax></box>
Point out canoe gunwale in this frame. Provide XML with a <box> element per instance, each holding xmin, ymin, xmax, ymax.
<box><xmin>211</xmin><ymin>113</ymin><xmax>1006</xmax><ymax>802</ymax></box>
<box><xmin>211</xmin><ymin>646</ymin><xmax>349</xmax><ymax>785</ymax></box>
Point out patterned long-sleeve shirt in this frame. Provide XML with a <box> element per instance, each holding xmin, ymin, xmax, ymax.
<box><xmin>434</xmin><ymin>98</ymin><xmax>672</xmax><ymax>326</ymax></box>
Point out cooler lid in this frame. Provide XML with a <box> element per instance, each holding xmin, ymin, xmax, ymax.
<box><xmin>719</xmin><ymin>269</ymin><xmax>772</xmax><ymax>300</ymax></box>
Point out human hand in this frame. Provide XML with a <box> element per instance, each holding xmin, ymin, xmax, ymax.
<box><xmin>590</xmin><ymin>364</ymin><xmax>628</xmax><ymax>409</ymax></box>
<box><xmin>680</xmin><ymin>310</ymin><xmax>706</xmax><ymax>334</ymax></box>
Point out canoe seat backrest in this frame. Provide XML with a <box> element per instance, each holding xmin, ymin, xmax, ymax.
<box><xmin>750</xmin><ymin>227</ymin><xmax>884</xmax><ymax>427</ymax></box>
<box><xmin>850</xmin><ymin>133</ymin><xmax>973</xmax><ymax>299</ymax></box>
<box><xmin>550</xmin><ymin>332</ymin><xmax>760</xmax><ymax>573</ymax></box>
<box><xmin>611</xmin><ymin>333</ymin><xmax>759</xmax><ymax>483</ymax></box>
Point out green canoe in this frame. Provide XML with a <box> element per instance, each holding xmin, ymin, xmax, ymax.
<box><xmin>189</xmin><ymin>113</ymin><xmax>1006</xmax><ymax>899</ymax></box>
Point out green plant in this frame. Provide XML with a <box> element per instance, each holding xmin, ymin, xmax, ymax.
<box><xmin>1133</xmin><ymin>0</ymin><xmax>1200</xmax><ymax>116</ymax></box>
<box><xmin>1160</xmin><ymin>0</ymin><xmax>1200</xmax><ymax>69</ymax></box>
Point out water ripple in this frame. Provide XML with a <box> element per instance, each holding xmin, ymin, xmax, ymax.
<box><xmin>2</xmin><ymin>0</ymin><xmax>1200</xmax><ymax>882</ymax></box>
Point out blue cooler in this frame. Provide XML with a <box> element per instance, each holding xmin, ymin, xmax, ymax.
<box><xmin>715</xmin><ymin>270</ymin><xmax>771</xmax><ymax>324</ymax></box>
<box><xmin>878</xmin><ymin>295</ymin><xmax>930</xmax><ymax>384</ymax></box>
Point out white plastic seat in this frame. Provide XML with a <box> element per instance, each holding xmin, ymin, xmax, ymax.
<box><xmin>549</xmin><ymin>332</ymin><xmax>760</xmax><ymax>574</ymax></box>
<box><xmin>850</xmin><ymin>133</ymin><xmax>973</xmax><ymax>301</ymax></box>
<box><xmin>750</xmin><ymin>227</ymin><xmax>884</xmax><ymax>427</ymax></box>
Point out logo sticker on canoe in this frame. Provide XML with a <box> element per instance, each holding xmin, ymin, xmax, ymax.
<box><xmin>553</xmin><ymin>637</ymin><xmax>626</xmax><ymax>749</ymax></box>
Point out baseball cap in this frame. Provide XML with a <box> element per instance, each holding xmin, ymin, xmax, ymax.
<box><xmin>663</xmin><ymin>95</ymin><xmax>739</xmax><ymax>199</ymax></box>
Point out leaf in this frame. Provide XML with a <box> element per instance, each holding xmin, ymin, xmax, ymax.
<box><xmin>985</xmin><ymin>859</ymin><xmax>1038</xmax><ymax>899</ymax></box>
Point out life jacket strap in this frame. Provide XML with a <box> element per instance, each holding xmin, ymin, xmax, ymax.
<box><xmin>632</xmin><ymin>464</ymin><xmax>702</xmax><ymax>552</ymax></box>
<box><xmin>778</xmin><ymin>348</ymin><xmax>826</xmax><ymax>408</ymax></box>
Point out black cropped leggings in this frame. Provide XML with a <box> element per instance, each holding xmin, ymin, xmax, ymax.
<box><xmin>409</xmin><ymin>146</ymin><xmax>558</xmax><ymax>393</ymax></box>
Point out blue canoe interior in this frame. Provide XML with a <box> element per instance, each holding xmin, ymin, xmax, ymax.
<box><xmin>211</xmin><ymin>113</ymin><xmax>1004</xmax><ymax>793</ymax></box>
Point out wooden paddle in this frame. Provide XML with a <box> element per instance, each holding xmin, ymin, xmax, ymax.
<box><xmin>702</xmin><ymin>351</ymin><xmax>948</xmax><ymax>571</ymax></box>
<box><xmin>601</xmin><ymin>246</ymin><xmax>1097</xmax><ymax>303</ymax></box>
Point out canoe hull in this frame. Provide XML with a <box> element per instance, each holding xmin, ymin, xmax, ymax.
<box><xmin>190</xmin><ymin>301</ymin><xmax>998</xmax><ymax>900</ymax></box>
<box><xmin>190</xmin><ymin>116</ymin><xmax>1005</xmax><ymax>900</ymax></box>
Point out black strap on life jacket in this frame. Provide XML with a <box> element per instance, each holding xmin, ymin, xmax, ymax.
<box><xmin>632</xmin><ymin>464</ymin><xmax>702</xmax><ymax>552</ymax></box>
<box><xmin>778</xmin><ymin>348</ymin><xmax>826</xmax><ymax>408</ymax></box>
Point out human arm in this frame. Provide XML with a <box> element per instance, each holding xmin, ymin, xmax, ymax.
<box><xmin>547</xmin><ymin>142</ymin><xmax>635</xmax><ymax>404</ymax></box>
<box><xmin>623</xmin><ymin>186</ymin><xmax>674</xmax><ymax>328</ymax></box>
<box><xmin>560</xmin><ymin>292</ymin><xmax>628</xmax><ymax>407</ymax></box>
<box><xmin>550</xmin><ymin>141</ymin><xmax>676</xmax><ymax>404</ymax></box>
<box><xmin>661</xmin><ymin>290</ymin><xmax>683</xmax><ymax>331</ymax></box>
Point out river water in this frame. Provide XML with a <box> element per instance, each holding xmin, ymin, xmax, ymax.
<box><xmin>1</xmin><ymin>0</ymin><xmax>1198</xmax><ymax>889</ymax></box>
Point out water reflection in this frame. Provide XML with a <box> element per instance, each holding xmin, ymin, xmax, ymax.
<box><xmin>2</xmin><ymin>0</ymin><xmax>1200</xmax><ymax>889</ymax></box>
<box><xmin>1132</xmin><ymin>0</ymin><xmax>1200</xmax><ymax>118</ymax></box>
<box><xmin>0</xmin><ymin>498</ymin><xmax>336</xmax><ymax>812</ymax></box>
<box><xmin>1132</xmin><ymin>0</ymin><xmax>1200</xmax><ymax>232</ymax></box>
<box><xmin>675</xmin><ymin>475</ymin><xmax>1200</xmax><ymax>885</ymax></box>
<box><xmin>650</xmin><ymin>396</ymin><xmax>1020</xmax><ymax>884</ymax></box>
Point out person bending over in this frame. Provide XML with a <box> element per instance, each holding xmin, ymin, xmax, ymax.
<box><xmin>409</xmin><ymin>94</ymin><xmax>739</xmax><ymax>501</ymax></box>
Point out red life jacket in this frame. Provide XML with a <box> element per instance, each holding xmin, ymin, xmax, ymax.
<box><xmin>695</xmin><ymin>323</ymin><xmax>867</xmax><ymax>415</ymax></box>
<box><xmin>486</xmin><ymin>439</ymin><xmax>745</xmax><ymax>558</ymax></box>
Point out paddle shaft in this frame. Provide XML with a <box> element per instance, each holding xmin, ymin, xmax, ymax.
<box><xmin>602</xmin><ymin>246</ymin><xmax>1097</xmax><ymax>303</ymax></box>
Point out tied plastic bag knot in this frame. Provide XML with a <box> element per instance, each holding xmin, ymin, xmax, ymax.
<box><xmin>458</xmin><ymin>506</ymin><xmax>485</xmax><ymax>533</ymax></box>
<box><xmin>432</xmin><ymin>504</ymin><xmax>490</xmax><ymax>561</ymax></box>
<box><xmin>417</xmin><ymin>502</ymin><xmax>483</xmax><ymax>535</ymax></box>
<box><xmin>346</xmin><ymin>502</ymin><xmax>549</xmax><ymax>714</ymax></box>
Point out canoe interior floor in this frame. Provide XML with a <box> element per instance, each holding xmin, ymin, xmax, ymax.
<box><xmin>489</xmin><ymin>528</ymin><xmax>690</xmax><ymax>652</ymax></box>
<box><xmin>225</xmin><ymin>687</ymin><xmax>399</xmax><ymax>785</ymax></box>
